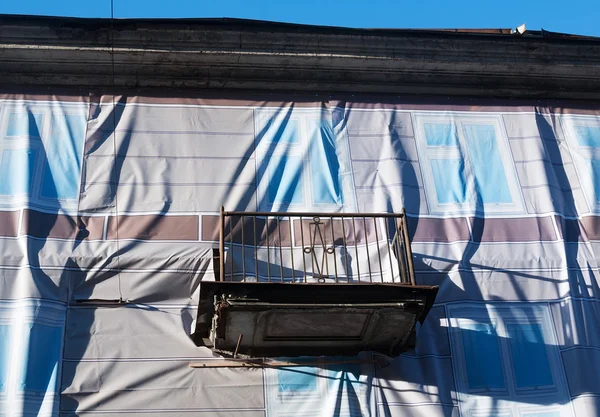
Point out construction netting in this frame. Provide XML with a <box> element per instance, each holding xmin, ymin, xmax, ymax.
<box><xmin>0</xmin><ymin>92</ymin><xmax>598</xmax><ymax>417</ymax></box>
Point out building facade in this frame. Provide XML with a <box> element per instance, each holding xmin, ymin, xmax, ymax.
<box><xmin>1</xmin><ymin>15</ymin><xmax>600</xmax><ymax>417</ymax></box>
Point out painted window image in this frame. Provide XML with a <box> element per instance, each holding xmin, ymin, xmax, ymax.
<box><xmin>255</xmin><ymin>108</ymin><xmax>354</xmax><ymax>212</ymax></box>
<box><xmin>414</xmin><ymin>114</ymin><xmax>523</xmax><ymax>215</ymax></box>
<box><xmin>0</xmin><ymin>105</ymin><xmax>87</xmax><ymax>211</ymax></box>
<box><xmin>562</xmin><ymin>116</ymin><xmax>600</xmax><ymax>213</ymax></box>
<box><xmin>265</xmin><ymin>356</ymin><xmax>375</xmax><ymax>417</ymax></box>
<box><xmin>447</xmin><ymin>304</ymin><xmax>571</xmax><ymax>417</ymax></box>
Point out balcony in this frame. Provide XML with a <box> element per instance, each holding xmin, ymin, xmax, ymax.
<box><xmin>193</xmin><ymin>208</ymin><xmax>438</xmax><ymax>358</ymax></box>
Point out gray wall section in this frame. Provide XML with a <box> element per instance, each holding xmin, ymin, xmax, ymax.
<box><xmin>80</xmin><ymin>104</ymin><xmax>257</xmax><ymax>213</ymax></box>
<box><xmin>0</xmin><ymin>267</ymin><xmax>68</xmax><ymax>301</ymax></box>
<box><xmin>63</xmin><ymin>307</ymin><xmax>209</xmax><ymax>361</ymax></box>
<box><xmin>503</xmin><ymin>113</ymin><xmax>587</xmax><ymax>216</ymax></box>
<box><xmin>379</xmin><ymin>404</ymin><xmax>459</xmax><ymax>417</ymax></box>
<box><xmin>69</xmin><ymin>243</ymin><xmax>213</xmax><ymax>303</ymax></box>
<box><xmin>82</xmin><ymin>182</ymin><xmax>257</xmax><ymax>212</ymax></box>
<box><xmin>345</xmin><ymin>110</ymin><xmax>427</xmax><ymax>215</ymax></box>
<box><xmin>85</xmin><ymin>156</ymin><xmax>256</xmax><ymax>188</ymax></box>
<box><xmin>348</xmin><ymin>133</ymin><xmax>419</xmax><ymax>162</ymax></box>
<box><xmin>376</xmin><ymin>355</ymin><xmax>457</xmax><ymax>407</ymax></box>
<box><xmin>61</xmin><ymin>361</ymin><xmax>265</xmax><ymax>413</ymax></box>
<box><xmin>61</xmin><ymin>307</ymin><xmax>265</xmax><ymax>413</ymax></box>
<box><xmin>357</xmin><ymin>187</ymin><xmax>428</xmax><ymax>214</ymax></box>
<box><xmin>60</xmin><ymin>412</ymin><xmax>265</xmax><ymax>417</ymax></box>
<box><xmin>352</xmin><ymin>160</ymin><xmax>425</xmax><ymax>189</ymax></box>
<box><xmin>551</xmin><ymin>299</ymin><xmax>600</xmax><ymax>348</ymax></box>
<box><xmin>502</xmin><ymin>113</ymin><xmax>565</xmax><ymax>140</ymax></box>
<box><xmin>345</xmin><ymin>109</ymin><xmax>415</xmax><ymax>137</ymax></box>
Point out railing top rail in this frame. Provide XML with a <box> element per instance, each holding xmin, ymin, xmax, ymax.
<box><xmin>223</xmin><ymin>210</ymin><xmax>406</xmax><ymax>218</ymax></box>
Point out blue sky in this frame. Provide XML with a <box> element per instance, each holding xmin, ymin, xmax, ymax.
<box><xmin>1</xmin><ymin>0</ymin><xmax>598</xmax><ymax>37</ymax></box>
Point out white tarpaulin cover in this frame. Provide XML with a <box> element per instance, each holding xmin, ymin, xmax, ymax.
<box><xmin>0</xmin><ymin>92</ymin><xmax>599</xmax><ymax>417</ymax></box>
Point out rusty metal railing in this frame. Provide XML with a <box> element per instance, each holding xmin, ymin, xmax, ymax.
<box><xmin>217</xmin><ymin>207</ymin><xmax>415</xmax><ymax>285</ymax></box>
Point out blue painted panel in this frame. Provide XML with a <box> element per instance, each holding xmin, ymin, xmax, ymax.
<box><xmin>464</xmin><ymin>124</ymin><xmax>512</xmax><ymax>204</ymax></box>
<box><xmin>575</xmin><ymin>125</ymin><xmax>600</xmax><ymax>148</ymax></box>
<box><xmin>430</xmin><ymin>159</ymin><xmax>468</xmax><ymax>204</ymax></box>
<box><xmin>20</xmin><ymin>324</ymin><xmax>62</xmax><ymax>393</ymax></box>
<box><xmin>461</xmin><ymin>323</ymin><xmax>505</xmax><ymax>390</ymax></box>
<box><xmin>268</xmin><ymin>155</ymin><xmax>304</xmax><ymax>205</ymax></box>
<box><xmin>277</xmin><ymin>367</ymin><xmax>318</xmax><ymax>392</ymax></box>
<box><xmin>40</xmin><ymin>114</ymin><xmax>86</xmax><ymax>200</ymax></box>
<box><xmin>0</xmin><ymin>149</ymin><xmax>37</xmax><ymax>195</ymax></box>
<box><xmin>6</xmin><ymin>112</ymin><xmax>44</xmax><ymax>138</ymax></box>
<box><xmin>266</xmin><ymin>119</ymin><xmax>300</xmax><ymax>144</ymax></box>
<box><xmin>507</xmin><ymin>323</ymin><xmax>554</xmax><ymax>388</ymax></box>
<box><xmin>0</xmin><ymin>325</ymin><xmax>10</xmax><ymax>393</ymax></box>
<box><xmin>590</xmin><ymin>159</ymin><xmax>600</xmax><ymax>202</ymax></box>
<box><xmin>424</xmin><ymin>123</ymin><xmax>458</xmax><ymax>147</ymax></box>
<box><xmin>308</xmin><ymin>120</ymin><xmax>342</xmax><ymax>205</ymax></box>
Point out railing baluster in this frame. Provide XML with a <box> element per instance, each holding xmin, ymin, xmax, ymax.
<box><xmin>341</xmin><ymin>218</ymin><xmax>350</xmax><ymax>283</ymax></box>
<box><xmin>229</xmin><ymin>215</ymin><xmax>234</xmax><ymax>281</ymax></box>
<box><xmin>219</xmin><ymin>206</ymin><xmax>225</xmax><ymax>282</ymax></box>
<box><xmin>401</xmin><ymin>209</ymin><xmax>415</xmax><ymax>285</ymax></box>
<box><xmin>363</xmin><ymin>216</ymin><xmax>372</xmax><ymax>283</ymax></box>
<box><xmin>395</xmin><ymin>217</ymin><xmax>406</xmax><ymax>284</ymax></box>
<box><xmin>373</xmin><ymin>217</ymin><xmax>384</xmax><ymax>283</ymax></box>
<box><xmin>277</xmin><ymin>217</ymin><xmax>284</xmax><ymax>282</ymax></box>
<box><xmin>322</xmin><ymin>218</ymin><xmax>330</xmax><ymax>279</ymax></box>
<box><xmin>330</xmin><ymin>216</ymin><xmax>338</xmax><ymax>283</ymax></box>
<box><xmin>253</xmin><ymin>216</ymin><xmax>258</xmax><ymax>281</ymax></box>
<box><xmin>241</xmin><ymin>215</ymin><xmax>246</xmax><ymax>282</ymax></box>
<box><xmin>266</xmin><ymin>216</ymin><xmax>271</xmax><ymax>283</ymax></box>
<box><xmin>384</xmin><ymin>218</ymin><xmax>395</xmax><ymax>283</ymax></box>
<box><xmin>288</xmin><ymin>216</ymin><xmax>295</xmax><ymax>283</ymax></box>
<box><xmin>352</xmin><ymin>216</ymin><xmax>360</xmax><ymax>283</ymax></box>
<box><xmin>310</xmin><ymin>220</ymin><xmax>317</xmax><ymax>280</ymax></box>
<box><xmin>300</xmin><ymin>216</ymin><xmax>307</xmax><ymax>283</ymax></box>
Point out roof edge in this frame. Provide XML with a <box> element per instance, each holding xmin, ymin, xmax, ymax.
<box><xmin>1</xmin><ymin>14</ymin><xmax>600</xmax><ymax>99</ymax></box>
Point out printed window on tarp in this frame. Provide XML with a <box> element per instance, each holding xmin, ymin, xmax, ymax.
<box><xmin>0</xmin><ymin>300</ymin><xmax>65</xmax><ymax>416</ymax></box>
<box><xmin>254</xmin><ymin>108</ymin><xmax>356</xmax><ymax>212</ymax></box>
<box><xmin>0</xmin><ymin>101</ymin><xmax>88</xmax><ymax>212</ymax></box>
<box><xmin>561</xmin><ymin>115</ymin><xmax>600</xmax><ymax>214</ymax></box>
<box><xmin>413</xmin><ymin>113</ymin><xmax>524</xmax><ymax>216</ymax></box>
<box><xmin>264</xmin><ymin>356</ymin><xmax>376</xmax><ymax>417</ymax></box>
<box><xmin>446</xmin><ymin>304</ymin><xmax>571</xmax><ymax>417</ymax></box>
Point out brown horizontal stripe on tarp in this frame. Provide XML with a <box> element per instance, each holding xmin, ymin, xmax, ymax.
<box><xmin>559</xmin><ymin>216</ymin><xmax>600</xmax><ymax>242</ymax></box>
<box><xmin>408</xmin><ymin>217</ymin><xmax>471</xmax><ymax>243</ymax></box>
<box><xmin>202</xmin><ymin>215</ymin><xmax>292</xmax><ymax>246</ymax></box>
<box><xmin>202</xmin><ymin>214</ymin><xmax>403</xmax><ymax>246</ymax></box>
<box><xmin>554</xmin><ymin>217</ymin><xmax>580</xmax><ymax>242</ymax></box>
<box><xmin>581</xmin><ymin>216</ymin><xmax>600</xmax><ymax>241</ymax></box>
<box><xmin>0</xmin><ymin>211</ymin><xmax>20</xmax><ymax>237</ymax></box>
<box><xmin>292</xmin><ymin>217</ymin><xmax>381</xmax><ymax>246</ymax></box>
<box><xmin>469</xmin><ymin>216</ymin><xmax>557</xmax><ymax>242</ymax></box>
<box><xmin>201</xmin><ymin>214</ymin><xmax>575</xmax><ymax>244</ymax></box>
<box><xmin>0</xmin><ymin>91</ymin><xmax>90</xmax><ymax>103</ymax></box>
<box><xmin>107</xmin><ymin>214</ymin><xmax>199</xmax><ymax>241</ymax></box>
<box><xmin>21</xmin><ymin>210</ymin><xmax>104</xmax><ymax>240</ymax></box>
